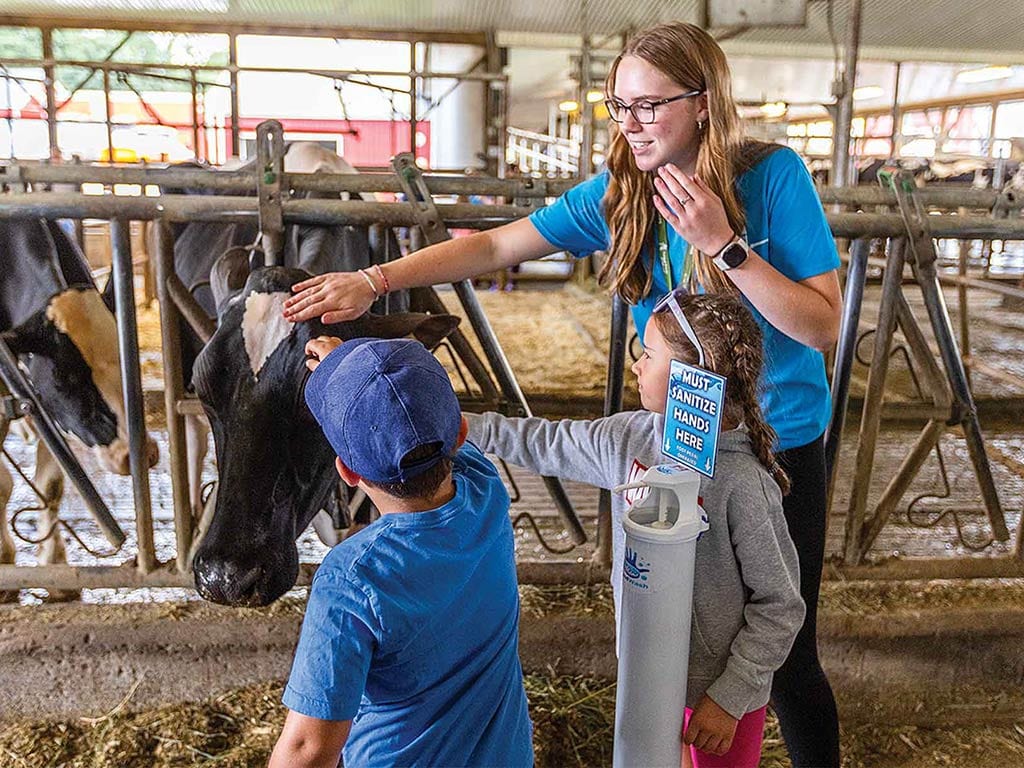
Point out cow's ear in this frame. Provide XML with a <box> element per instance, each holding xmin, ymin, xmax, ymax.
<box><xmin>210</xmin><ymin>247</ymin><xmax>251</xmax><ymax>315</ymax></box>
<box><xmin>408</xmin><ymin>314</ymin><xmax>461</xmax><ymax>350</ymax></box>
<box><xmin>2</xmin><ymin>314</ymin><xmax>47</xmax><ymax>356</ymax></box>
<box><xmin>99</xmin><ymin>274</ymin><xmax>117</xmax><ymax>314</ymax></box>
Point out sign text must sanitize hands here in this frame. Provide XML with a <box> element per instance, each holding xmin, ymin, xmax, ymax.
<box><xmin>662</xmin><ymin>360</ymin><xmax>726</xmax><ymax>478</ymax></box>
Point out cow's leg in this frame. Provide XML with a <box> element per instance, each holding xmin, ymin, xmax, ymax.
<box><xmin>0</xmin><ymin>418</ymin><xmax>18</xmax><ymax>603</ymax></box>
<box><xmin>34</xmin><ymin>443</ymin><xmax>80</xmax><ymax>603</ymax></box>
<box><xmin>184</xmin><ymin>414</ymin><xmax>212</xmax><ymax>566</ymax></box>
<box><xmin>343</xmin><ymin>488</ymin><xmax>376</xmax><ymax>541</ymax></box>
<box><xmin>310</xmin><ymin>510</ymin><xmax>341</xmax><ymax>547</ymax></box>
<box><xmin>185</xmin><ymin>414</ymin><xmax>210</xmax><ymax>526</ymax></box>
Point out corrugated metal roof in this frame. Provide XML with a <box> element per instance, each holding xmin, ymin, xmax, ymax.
<box><xmin>2</xmin><ymin>0</ymin><xmax>1021</xmax><ymax>62</ymax></box>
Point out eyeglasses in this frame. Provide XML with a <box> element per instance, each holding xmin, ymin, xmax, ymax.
<box><xmin>604</xmin><ymin>89</ymin><xmax>704</xmax><ymax>124</ymax></box>
<box><xmin>653</xmin><ymin>288</ymin><xmax>706</xmax><ymax>368</ymax></box>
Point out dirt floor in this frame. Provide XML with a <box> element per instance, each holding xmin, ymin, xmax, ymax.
<box><xmin>2</xmin><ymin>581</ymin><xmax>1024</xmax><ymax>767</ymax></box>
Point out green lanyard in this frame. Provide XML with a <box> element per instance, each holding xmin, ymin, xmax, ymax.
<box><xmin>656</xmin><ymin>216</ymin><xmax>694</xmax><ymax>292</ymax></box>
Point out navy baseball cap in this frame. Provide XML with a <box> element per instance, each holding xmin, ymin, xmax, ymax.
<box><xmin>304</xmin><ymin>337</ymin><xmax>461</xmax><ymax>484</ymax></box>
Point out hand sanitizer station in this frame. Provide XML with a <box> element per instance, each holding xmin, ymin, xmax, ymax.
<box><xmin>613</xmin><ymin>464</ymin><xmax>708</xmax><ymax>768</ymax></box>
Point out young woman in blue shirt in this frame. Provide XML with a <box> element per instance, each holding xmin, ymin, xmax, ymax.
<box><xmin>283</xmin><ymin>21</ymin><xmax>842</xmax><ymax>767</ymax></box>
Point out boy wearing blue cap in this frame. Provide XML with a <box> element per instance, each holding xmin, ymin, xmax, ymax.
<box><xmin>269</xmin><ymin>337</ymin><xmax>533</xmax><ymax>768</ymax></box>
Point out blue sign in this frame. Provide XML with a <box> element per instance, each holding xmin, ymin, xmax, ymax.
<box><xmin>662</xmin><ymin>360</ymin><xmax>726</xmax><ymax>478</ymax></box>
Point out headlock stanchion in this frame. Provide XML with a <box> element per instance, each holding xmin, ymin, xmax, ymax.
<box><xmin>1</xmin><ymin>149</ymin><xmax>1023</xmax><ymax>592</ymax></box>
<box><xmin>255</xmin><ymin>120</ymin><xmax>286</xmax><ymax>267</ymax></box>
<box><xmin>824</xmin><ymin>236</ymin><xmax>870</xmax><ymax>485</ymax></box>
<box><xmin>612</xmin><ymin>464</ymin><xmax>708</xmax><ymax>768</ymax></box>
<box><xmin>837</xmin><ymin>169</ymin><xmax>1009</xmax><ymax>564</ymax></box>
<box><xmin>110</xmin><ymin>218</ymin><xmax>156</xmax><ymax>572</ymax></box>
<box><xmin>0</xmin><ymin>335</ymin><xmax>126</xmax><ymax>548</ymax></box>
<box><xmin>390</xmin><ymin>151</ymin><xmax>587</xmax><ymax>546</ymax></box>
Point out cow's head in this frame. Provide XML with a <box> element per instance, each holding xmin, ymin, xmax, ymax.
<box><xmin>2</xmin><ymin>287</ymin><xmax>159</xmax><ymax>474</ymax></box>
<box><xmin>190</xmin><ymin>264</ymin><xmax>459</xmax><ymax>606</ymax></box>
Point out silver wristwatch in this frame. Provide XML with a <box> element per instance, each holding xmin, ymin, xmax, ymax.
<box><xmin>712</xmin><ymin>236</ymin><xmax>749</xmax><ymax>271</ymax></box>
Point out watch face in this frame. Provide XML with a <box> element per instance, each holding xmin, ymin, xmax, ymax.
<box><xmin>722</xmin><ymin>242</ymin><xmax>747</xmax><ymax>268</ymax></box>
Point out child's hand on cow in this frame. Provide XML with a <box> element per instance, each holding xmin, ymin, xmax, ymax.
<box><xmin>683</xmin><ymin>694</ymin><xmax>738</xmax><ymax>756</ymax></box>
<box><xmin>305</xmin><ymin>336</ymin><xmax>344</xmax><ymax>371</ymax></box>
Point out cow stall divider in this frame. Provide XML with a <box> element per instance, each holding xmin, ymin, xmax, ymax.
<box><xmin>0</xmin><ymin>163</ymin><xmax>1022</xmax><ymax>593</ymax></box>
<box><xmin>0</xmin><ymin>336</ymin><xmax>126</xmax><ymax>550</ymax></box>
<box><xmin>390</xmin><ymin>151</ymin><xmax>585</xmax><ymax>546</ymax></box>
<box><xmin>0</xmin><ymin>153</ymin><xmax>591</xmax><ymax>594</ymax></box>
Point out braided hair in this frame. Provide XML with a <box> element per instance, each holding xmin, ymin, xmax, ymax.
<box><xmin>651</xmin><ymin>293</ymin><xmax>791</xmax><ymax>495</ymax></box>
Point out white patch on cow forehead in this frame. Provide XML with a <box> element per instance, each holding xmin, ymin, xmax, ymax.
<box><xmin>242</xmin><ymin>292</ymin><xmax>295</xmax><ymax>380</ymax></box>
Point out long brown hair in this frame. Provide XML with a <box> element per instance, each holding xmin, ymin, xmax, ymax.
<box><xmin>651</xmin><ymin>294</ymin><xmax>790</xmax><ymax>495</ymax></box>
<box><xmin>600</xmin><ymin>22</ymin><xmax>747</xmax><ymax>303</ymax></box>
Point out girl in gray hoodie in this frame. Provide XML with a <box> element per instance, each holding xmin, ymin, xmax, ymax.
<box><xmin>465</xmin><ymin>292</ymin><xmax>805</xmax><ymax>768</ymax></box>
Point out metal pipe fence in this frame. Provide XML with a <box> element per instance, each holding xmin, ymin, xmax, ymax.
<box><xmin>2</xmin><ymin>190</ymin><xmax>1024</xmax><ymax>241</ymax></box>
<box><xmin>0</xmin><ymin>161</ymin><xmax>575</xmax><ymax>198</ymax></box>
<box><xmin>0</xmin><ymin>167</ymin><xmax>1022</xmax><ymax>594</ymax></box>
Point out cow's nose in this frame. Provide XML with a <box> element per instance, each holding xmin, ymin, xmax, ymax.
<box><xmin>193</xmin><ymin>554</ymin><xmax>263</xmax><ymax>606</ymax></box>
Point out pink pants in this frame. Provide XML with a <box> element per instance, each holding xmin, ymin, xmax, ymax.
<box><xmin>683</xmin><ymin>705</ymin><xmax>767</xmax><ymax>768</ymax></box>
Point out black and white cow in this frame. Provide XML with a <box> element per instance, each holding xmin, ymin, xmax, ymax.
<box><xmin>189</xmin><ymin>263</ymin><xmax>458</xmax><ymax>606</ymax></box>
<box><xmin>160</xmin><ymin>143</ymin><xmax>457</xmax><ymax>605</ymax></box>
<box><xmin>161</xmin><ymin>143</ymin><xmax>402</xmax><ymax>533</ymax></box>
<box><xmin>0</xmin><ymin>218</ymin><xmax>159</xmax><ymax>600</ymax></box>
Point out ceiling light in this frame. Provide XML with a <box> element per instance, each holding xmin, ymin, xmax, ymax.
<box><xmin>955</xmin><ymin>65</ymin><xmax>1013</xmax><ymax>84</ymax></box>
<box><xmin>558</xmin><ymin>100</ymin><xmax>580</xmax><ymax>113</ymax></box>
<box><xmin>853</xmin><ymin>85</ymin><xmax>884</xmax><ymax>100</ymax></box>
<box><xmin>585</xmin><ymin>89</ymin><xmax>605</xmax><ymax>103</ymax></box>
<box><xmin>759</xmin><ymin>101</ymin><xmax>788</xmax><ymax>119</ymax></box>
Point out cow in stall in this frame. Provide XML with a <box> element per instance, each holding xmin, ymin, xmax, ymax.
<box><xmin>0</xmin><ymin>218</ymin><xmax>160</xmax><ymax>601</ymax></box>
<box><xmin>160</xmin><ymin>142</ymin><xmax>404</xmax><ymax>549</ymax></box>
<box><xmin>188</xmin><ymin>259</ymin><xmax>457</xmax><ymax>606</ymax></box>
<box><xmin>160</xmin><ymin>142</ymin><xmax>458</xmax><ymax>605</ymax></box>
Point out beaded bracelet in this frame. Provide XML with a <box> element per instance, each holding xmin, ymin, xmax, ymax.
<box><xmin>371</xmin><ymin>263</ymin><xmax>391</xmax><ymax>295</ymax></box>
<box><xmin>358</xmin><ymin>268</ymin><xmax>381</xmax><ymax>299</ymax></box>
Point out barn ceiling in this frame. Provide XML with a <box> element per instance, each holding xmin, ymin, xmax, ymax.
<box><xmin>1</xmin><ymin>0</ymin><xmax>1023</xmax><ymax>64</ymax></box>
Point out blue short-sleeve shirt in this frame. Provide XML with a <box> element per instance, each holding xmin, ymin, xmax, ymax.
<box><xmin>283</xmin><ymin>442</ymin><xmax>534</xmax><ymax>767</ymax></box>
<box><xmin>530</xmin><ymin>147</ymin><xmax>840</xmax><ymax>450</ymax></box>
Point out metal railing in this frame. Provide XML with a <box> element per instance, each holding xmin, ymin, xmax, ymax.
<box><xmin>0</xmin><ymin>161</ymin><xmax>1021</xmax><ymax>593</ymax></box>
<box><xmin>506</xmin><ymin>127</ymin><xmax>579</xmax><ymax>176</ymax></box>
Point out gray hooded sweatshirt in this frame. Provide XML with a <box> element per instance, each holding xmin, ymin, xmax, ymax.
<box><xmin>466</xmin><ymin>409</ymin><xmax>804</xmax><ymax>720</ymax></box>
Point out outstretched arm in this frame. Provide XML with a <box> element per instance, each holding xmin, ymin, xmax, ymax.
<box><xmin>466</xmin><ymin>411</ymin><xmax>631</xmax><ymax>490</ymax></box>
<box><xmin>283</xmin><ymin>217</ymin><xmax>554</xmax><ymax>323</ymax></box>
<box><xmin>269</xmin><ymin>710</ymin><xmax>350</xmax><ymax>768</ymax></box>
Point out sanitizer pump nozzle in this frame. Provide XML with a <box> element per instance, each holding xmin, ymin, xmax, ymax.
<box><xmin>611</xmin><ymin>464</ymin><xmax>709</xmax><ymax>768</ymax></box>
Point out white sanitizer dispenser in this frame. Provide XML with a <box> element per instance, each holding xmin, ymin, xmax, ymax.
<box><xmin>612</xmin><ymin>464</ymin><xmax>709</xmax><ymax>768</ymax></box>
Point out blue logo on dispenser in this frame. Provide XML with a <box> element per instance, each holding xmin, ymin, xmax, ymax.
<box><xmin>623</xmin><ymin>546</ymin><xmax>651</xmax><ymax>590</ymax></box>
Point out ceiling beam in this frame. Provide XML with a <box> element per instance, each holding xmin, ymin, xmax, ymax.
<box><xmin>0</xmin><ymin>14</ymin><xmax>489</xmax><ymax>46</ymax></box>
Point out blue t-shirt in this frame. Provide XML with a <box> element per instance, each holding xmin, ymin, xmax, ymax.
<box><xmin>529</xmin><ymin>147</ymin><xmax>840</xmax><ymax>450</ymax></box>
<box><xmin>282</xmin><ymin>442</ymin><xmax>533</xmax><ymax>767</ymax></box>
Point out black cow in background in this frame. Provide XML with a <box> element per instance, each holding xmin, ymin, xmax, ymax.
<box><xmin>0</xmin><ymin>218</ymin><xmax>159</xmax><ymax>601</ymax></box>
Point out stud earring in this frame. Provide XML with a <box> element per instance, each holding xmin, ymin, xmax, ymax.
<box><xmin>697</xmin><ymin>119</ymin><xmax>705</xmax><ymax>131</ymax></box>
